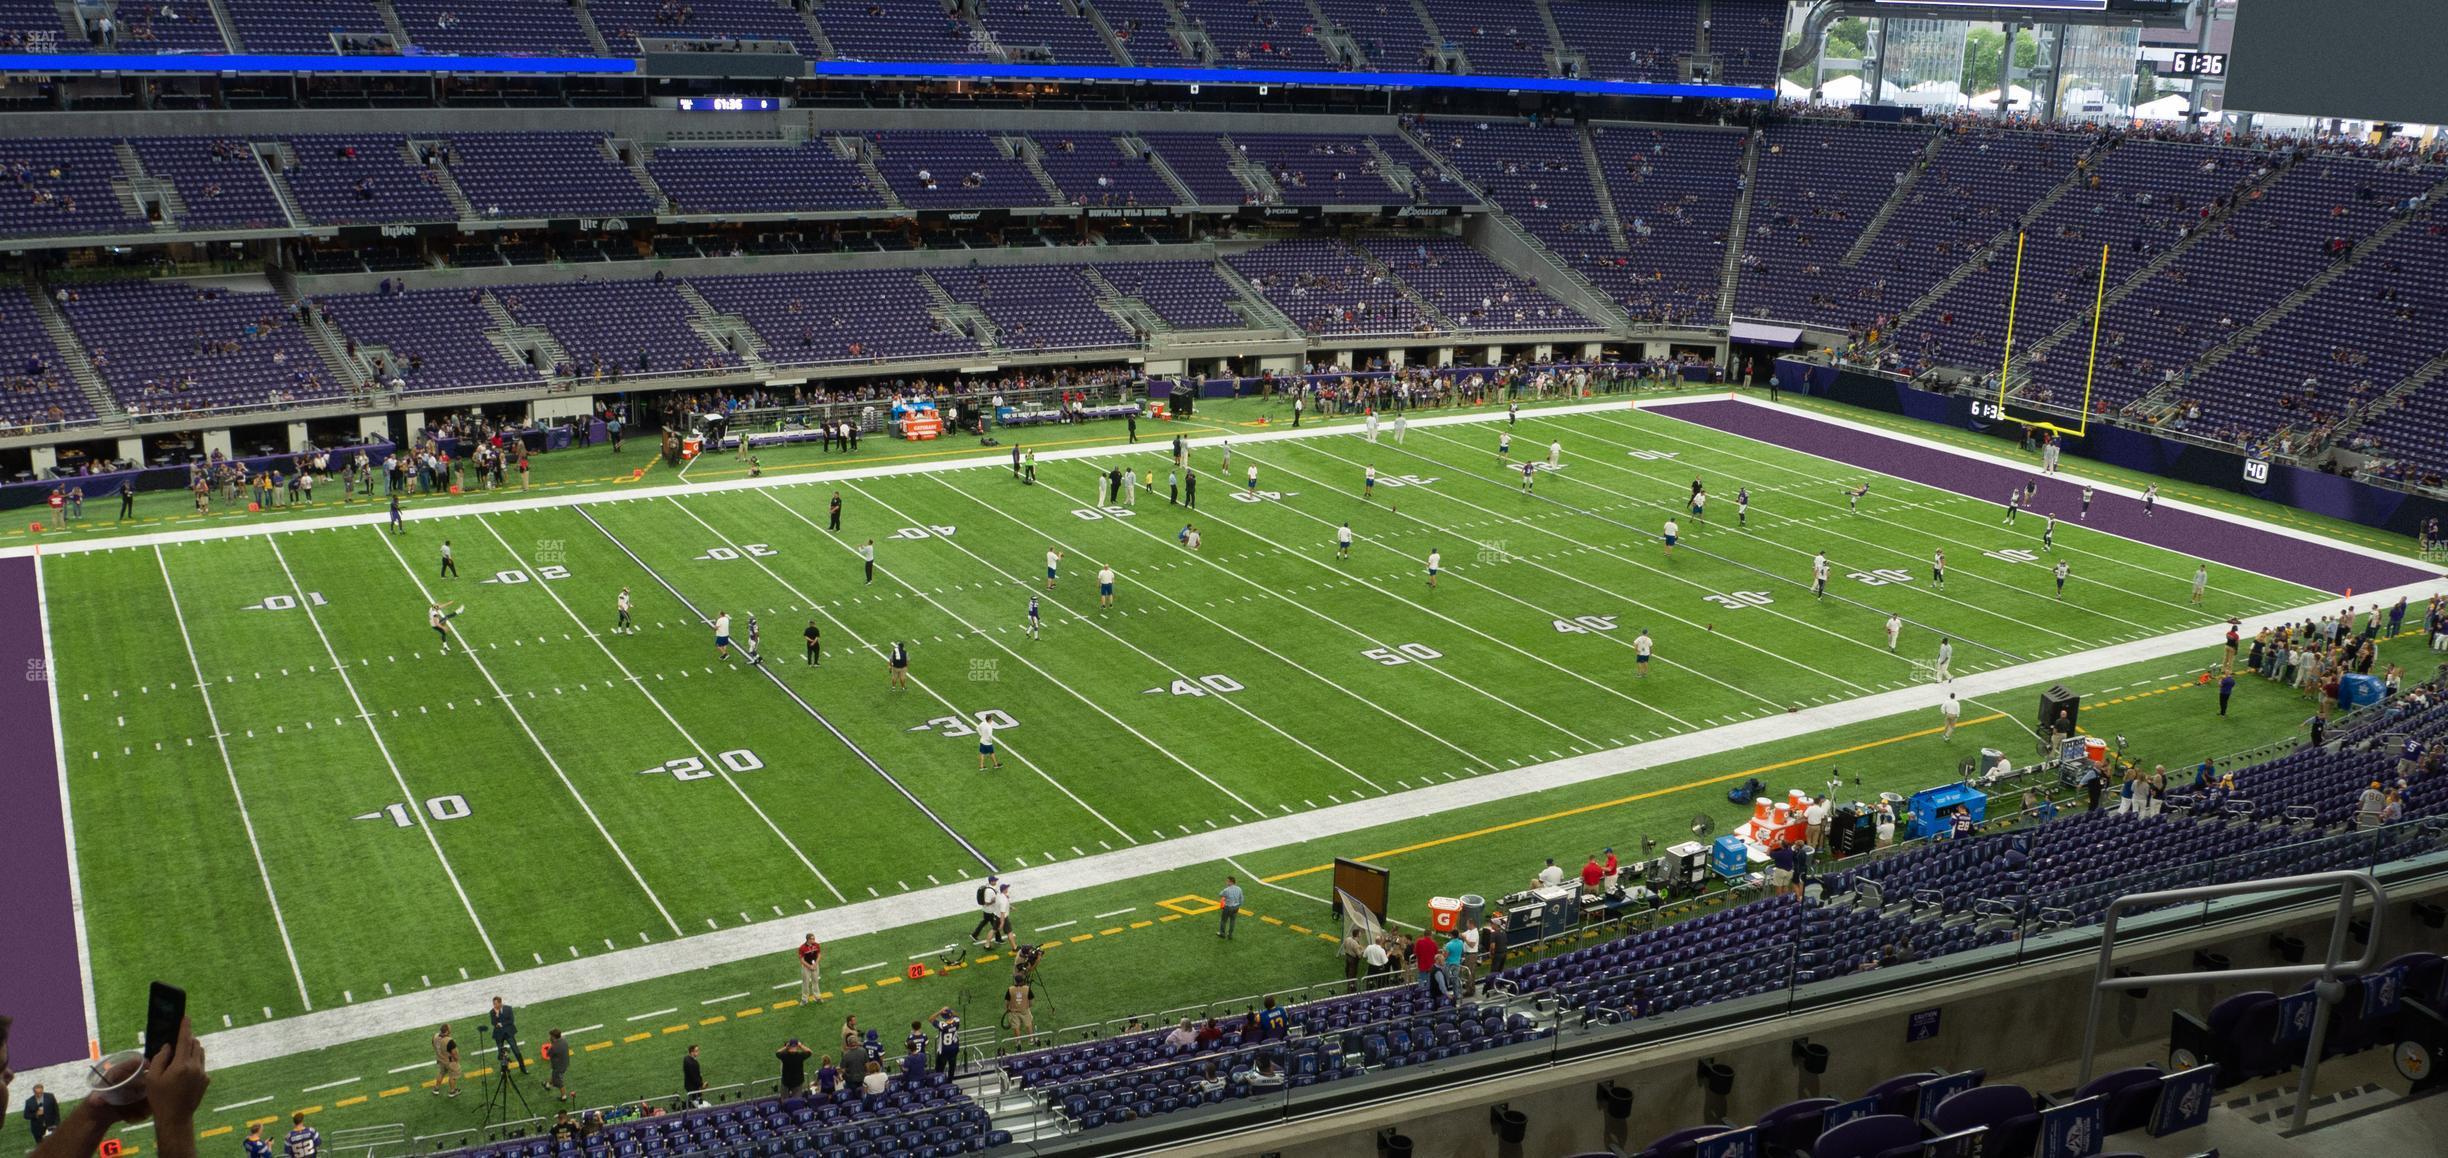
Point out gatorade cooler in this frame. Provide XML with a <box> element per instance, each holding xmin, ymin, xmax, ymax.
<box><xmin>681</xmin><ymin>435</ymin><xmax>703</xmax><ymax>459</ymax></box>
<box><xmin>1428</xmin><ymin>896</ymin><xmax>1462</xmax><ymax>933</ymax></box>
<box><xmin>2084</xmin><ymin>737</ymin><xmax>2108</xmax><ymax>765</ymax></box>
<box><xmin>1751</xmin><ymin>797</ymin><xmax>1774</xmax><ymax>828</ymax></box>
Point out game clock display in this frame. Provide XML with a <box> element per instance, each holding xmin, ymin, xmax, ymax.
<box><xmin>2160</xmin><ymin>51</ymin><xmax>2228</xmax><ymax>79</ymax></box>
<box><xmin>676</xmin><ymin>96</ymin><xmax>781</xmax><ymax>112</ymax></box>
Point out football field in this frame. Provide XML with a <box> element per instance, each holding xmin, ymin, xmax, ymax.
<box><xmin>32</xmin><ymin>395</ymin><xmax>2421</xmax><ymax>1053</ymax></box>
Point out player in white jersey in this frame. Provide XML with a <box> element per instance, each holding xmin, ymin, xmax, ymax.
<box><xmin>1220</xmin><ymin>438</ymin><xmax>1231</xmax><ymax>470</ymax></box>
<box><xmin>1365</xmin><ymin>411</ymin><xmax>1379</xmax><ymax>443</ymax></box>
<box><xmin>1663</xmin><ymin>518</ymin><xmax>1680</xmax><ymax>555</ymax></box>
<box><xmin>1885</xmin><ymin>612</ymin><xmax>1902</xmax><ymax>651</ymax></box>
<box><xmin>1846</xmin><ymin>482</ymin><xmax>1869</xmax><ymax>512</ymax></box>
<box><xmin>1691</xmin><ymin>489</ymin><xmax>1707</xmax><ymax>524</ymax></box>
<box><xmin>713</xmin><ymin>611</ymin><xmax>733</xmax><ymax>660</ymax></box>
<box><xmin>1097</xmin><ymin>564</ymin><xmax>1116</xmax><ymax>609</ymax></box>
<box><xmin>2081</xmin><ymin>485</ymin><xmax>2094</xmax><ymax>519</ymax></box>
<box><xmin>744</xmin><ymin>614</ymin><xmax>761</xmax><ymax>664</ymax></box>
<box><xmin>1245</xmin><ymin>463</ymin><xmax>1258</xmax><ymax>495</ymax></box>
<box><xmin>1935</xmin><ymin>637</ymin><xmax>1954</xmax><ymax>682</ymax></box>
<box><xmin>1931</xmin><ymin>549</ymin><xmax>1946</xmax><ymax>590</ymax></box>
<box><xmin>1426</xmin><ymin>548</ymin><xmax>1441</xmax><ymax>588</ymax></box>
<box><xmin>429</xmin><ymin>600</ymin><xmax>460</xmax><ymax>654</ymax></box>
<box><xmin>1337</xmin><ymin>522</ymin><xmax>1353</xmax><ymax>559</ymax></box>
<box><xmin>1507</xmin><ymin>401</ymin><xmax>1519</xmax><ymax>426</ymax></box>
<box><xmin>1026</xmin><ymin>595</ymin><xmax>1041</xmax><ymax>640</ymax></box>
<box><xmin>2042</xmin><ymin>514</ymin><xmax>2057</xmax><ymax>551</ymax></box>
<box><xmin>1363</xmin><ymin>463</ymin><xmax>1377</xmax><ymax>499</ymax></box>
<box><xmin>616</xmin><ymin>587</ymin><xmax>634</xmax><ymax>635</ymax></box>
<box><xmin>1633</xmin><ymin>629</ymin><xmax>1653</xmax><ymax>677</ymax></box>
<box><xmin>1547</xmin><ymin>440</ymin><xmax>1562</xmax><ymax>469</ymax></box>
<box><xmin>2143</xmin><ymin>483</ymin><xmax>2158</xmax><ymax>517</ymax></box>
<box><xmin>2191</xmin><ymin>563</ymin><xmax>2208</xmax><ymax>604</ymax></box>
<box><xmin>2003</xmin><ymin>488</ymin><xmax>2020</xmax><ymax>524</ymax></box>
<box><xmin>1811</xmin><ymin>551</ymin><xmax>1830</xmax><ymax>597</ymax></box>
<box><xmin>1497</xmin><ymin>431</ymin><xmax>1512</xmax><ymax>462</ymax></box>
<box><xmin>1044</xmin><ymin>549</ymin><xmax>1062</xmax><ymax>590</ymax></box>
<box><xmin>1393</xmin><ymin>412</ymin><xmax>1407</xmax><ymax>444</ymax></box>
<box><xmin>2053</xmin><ymin>559</ymin><xmax>2070</xmax><ymax>598</ymax></box>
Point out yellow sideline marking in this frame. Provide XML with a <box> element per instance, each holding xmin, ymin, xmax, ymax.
<box><xmin>199</xmin><ymin>1127</ymin><xmax>233</xmax><ymax>1139</ymax></box>
<box><xmin>378</xmin><ymin>1087</ymin><xmax>409</xmax><ymax>1098</ymax></box>
<box><xmin>334</xmin><ymin>1097</ymin><xmax>367</xmax><ymax>1108</ymax></box>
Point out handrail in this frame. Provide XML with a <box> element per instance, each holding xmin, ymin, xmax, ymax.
<box><xmin>2073</xmin><ymin>869</ymin><xmax>2386</xmax><ymax>1132</ymax></box>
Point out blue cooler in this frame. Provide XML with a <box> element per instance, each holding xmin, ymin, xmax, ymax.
<box><xmin>2339</xmin><ymin>673</ymin><xmax>2386</xmax><ymax>710</ymax></box>
<box><xmin>1711</xmin><ymin>834</ymin><xmax>1750</xmax><ymax>879</ymax></box>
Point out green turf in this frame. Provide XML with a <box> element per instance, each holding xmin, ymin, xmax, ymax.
<box><xmin>46</xmin><ymin>401</ymin><xmax>2359</xmax><ymax>1048</ymax></box>
<box><xmin>105</xmin><ymin>628</ymin><xmax>2433</xmax><ymax>1151</ymax></box>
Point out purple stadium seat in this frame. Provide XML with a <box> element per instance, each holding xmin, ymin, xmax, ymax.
<box><xmin>1928</xmin><ymin>1085</ymin><xmax>2039</xmax><ymax>1158</ymax></box>
<box><xmin>2075</xmin><ymin>1066</ymin><xmax>2164</xmax><ymax>1136</ymax></box>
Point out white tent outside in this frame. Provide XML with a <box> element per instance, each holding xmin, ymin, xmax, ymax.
<box><xmin>1967</xmin><ymin>83</ymin><xmax>2036</xmax><ymax>111</ymax></box>
<box><xmin>2132</xmin><ymin>94</ymin><xmax>2196</xmax><ymax>122</ymax></box>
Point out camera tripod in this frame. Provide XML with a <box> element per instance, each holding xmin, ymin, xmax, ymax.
<box><xmin>479</xmin><ymin>1044</ymin><xmax>533</xmax><ymax>1130</ymax></box>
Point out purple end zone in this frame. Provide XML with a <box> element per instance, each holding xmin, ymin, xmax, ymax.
<box><xmin>1658</xmin><ymin>399</ymin><xmax>2440</xmax><ymax>596</ymax></box>
<box><xmin>0</xmin><ymin>554</ymin><xmax>91</xmax><ymax>1066</ymax></box>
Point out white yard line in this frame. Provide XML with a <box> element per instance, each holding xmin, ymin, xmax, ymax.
<box><xmin>1484</xmin><ymin>419</ymin><xmax>2168</xmax><ymax>640</ymax></box>
<box><xmin>365</xmin><ymin>527</ymin><xmax>687</xmax><ymax>936</ymax></box>
<box><xmin>1639</xmin><ymin>393</ymin><xmax>2436</xmax><ymax>586</ymax></box>
<box><xmin>1594</xmin><ymin>408</ymin><xmax>2292</xmax><ymax>615</ymax></box>
<box><xmin>855</xmin><ymin>479</ymin><xmax>1392</xmax><ymax>794</ymax></box>
<box><xmin>747</xmin><ymin>488</ymin><xmax>1271</xmax><ymax>819</ymax></box>
<box><xmin>263</xmin><ymin>535</ymin><xmax>506</xmax><ymax>972</ymax></box>
<box><xmin>13</xmin><ymin>565</ymin><xmax>2432</xmax><ymax>1096</ymax></box>
<box><xmin>300</xmin><ymin>1077</ymin><xmax>360</xmax><ymax>1093</ymax></box>
<box><xmin>925</xmin><ymin>472</ymin><xmax>1503</xmax><ymax>773</ymax></box>
<box><xmin>471</xmin><ymin>513</ymin><xmax>849</xmax><ymax>904</ymax></box>
<box><xmin>151</xmin><ymin>544</ymin><xmax>314</xmax><ymax>1012</ymax></box>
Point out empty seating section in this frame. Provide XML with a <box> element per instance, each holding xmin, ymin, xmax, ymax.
<box><xmin>1589</xmin><ymin>125</ymin><xmax>1745</xmax><ymax>325</ymax></box>
<box><xmin>1370</xmin><ymin>132</ymin><xmax>1472</xmax><ymax>204</ymax></box>
<box><xmin>1549</xmin><ymin>0</ymin><xmax>1691</xmax><ymax>84</ymax></box>
<box><xmin>444</xmin><ymin>1074</ymin><xmax>997</xmax><ymax>1158</ymax></box>
<box><xmin>1027</xmin><ymin>135</ymin><xmax>1178</xmax><ymax>206</ymax></box>
<box><xmin>690</xmin><ymin>269</ymin><xmax>983</xmax><ymax>365</ymax></box>
<box><xmin>1313</xmin><ymin>0</ymin><xmax>1433</xmax><ymax>69</ymax></box>
<box><xmin>390</xmin><ymin>0</ymin><xmax>596</xmax><ymax>55</ymax></box>
<box><xmin>275</xmin><ymin>135</ymin><xmax>458</xmax><ymax>225</ymax></box>
<box><xmin>129</xmin><ymin>138</ymin><xmax>288</xmax><ymax>230</ymax></box>
<box><xmin>866</xmin><ymin>132</ymin><xmax>1055</xmax><ymax>210</ymax></box>
<box><xmin>1229</xmin><ymin>133</ymin><xmax>1406</xmax><ymax>204</ymax></box>
<box><xmin>102</xmin><ymin>1</ymin><xmax>229</xmax><ymax>53</ymax></box>
<box><xmin>2302</xmin><ymin>223</ymin><xmax>2448</xmax><ymax>473</ymax></box>
<box><xmin>1093</xmin><ymin>259</ymin><xmax>1247</xmax><ymax>328</ymax></box>
<box><xmin>440</xmin><ymin>133</ymin><xmax>656</xmax><ymax>220</ymax></box>
<box><xmin>1412</xmin><ymin>121</ymin><xmax>1619</xmax><ymax>306</ymax></box>
<box><xmin>976</xmin><ymin>0</ymin><xmax>1119</xmax><ymax>65</ymax></box>
<box><xmin>498</xmin><ymin>281</ymin><xmax>739</xmax><ymax>379</ymax></box>
<box><xmin>1733</xmin><ymin>121</ymin><xmax>1934</xmax><ymax>324</ymax></box>
<box><xmin>1361</xmin><ymin>236</ymin><xmax>1597</xmax><ymax>331</ymax></box>
<box><xmin>1226</xmin><ymin>238</ymin><xmax>1434</xmax><ymax>337</ymax></box>
<box><xmin>1179</xmin><ymin>0</ymin><xmax>1331</xmax><ymax>69</ymax></box>
<box><xmin>1417</xmin><ymin>0</ymin><xmax>1549</xmax><ymax>78</ymax></box>
<box><xmin>931</xmin><ymin>267</ymin><xmax>1133</xmax><ymax>351</ymax></box>
<box><xmin>0</xmin><ymin>1</ymin><xmax>61</xmax><ymax>51</ymax></box>
<box><xmin>221</xmin><ymin>0</ymin><xmax>389</xmax><ymax>53</ymax></box>
<box><xmin>60</xmin><ymin>282</ymin><xmax>332</xmax><ymax>415</ymax></box>
<box><xmin>1707</xmin><ymin>0</ymin><xmax>1789</xmax><ymax>87</ymax></box>
<box><xmin>814</xmin><ymin>0</ymin><xmax>981</xmax><ymax>61</ymax></box>
<box><xmin>1135</xmin><ymin>133</ymin><xmax>1252</xmax><ymax>204</ymax></box>
<box><xmin>314</xmin><ymin>289</ymin><xmax>530</xmax><ymax>394</ymax></box>
<box><xmin>645</xmin><ymin>141</ymin><xmax>884</xmax><ymax>215</ymax></box>
<box><xmin>1090</xmin><ymin>0</ymin><xmax>1193</xmax><ymax>65</ymax></box>
<box><xmin>0</xmin><ymin>290</ymin><xmax>91</xmax><ymax>428</ymax></box>
<box><xmin>0</xmin><ymin>138</ymin><xmax>142</xmax><ymax>237</ymax></box>
<box><xmin>588</xmin><ymin>0</ymin><xmax>825</xmax><ymax>54</ymax></box>
<box><xmin>2031</xmin><ymin>158</ymin><xmax>2426</xmax><ymax>427</ymax></box>
<box><xmin>1896</xmin><ymin>142</ymin><xmax>2268</xmax><ymax>376</ymax></box>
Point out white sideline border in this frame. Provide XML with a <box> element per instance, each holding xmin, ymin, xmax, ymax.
<box><xmin>10</xmin><ymin>393</ymin><xmax>2445</xmax><ymax>1092</ymax></box>
<box><xmin>1641</xmin><ymin>392</ymin><xmax>2446</xmax><ymax>580</ymax></box>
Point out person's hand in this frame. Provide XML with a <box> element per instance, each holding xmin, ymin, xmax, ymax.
<box><xmin>146</xmin><ymin>1018</ymin><xmax>209</xmax><ymax>1130</ymax></box>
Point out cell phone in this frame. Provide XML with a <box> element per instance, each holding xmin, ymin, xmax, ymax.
<box><xmin>144</xmin><ymin>982</ymin><xmax>186</xmax><ymax>1063</ymax></box>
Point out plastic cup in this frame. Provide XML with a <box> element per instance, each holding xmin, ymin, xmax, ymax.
<box><xmin>87</xmin><ymin>1049</ymin><xmax>147</xmax><ymax>1107</ymax></box>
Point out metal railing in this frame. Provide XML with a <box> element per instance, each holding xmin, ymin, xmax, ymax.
<box><xmin>2074</xmin><ymin>870</ymin><xmax>2388</xmax><ymax>1132</ymax></box>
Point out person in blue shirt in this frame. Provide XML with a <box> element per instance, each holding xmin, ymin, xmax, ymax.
<box><xmin>1256</xmin><ymin>996</ymin><xmax>1285</xmax><ymax>1039</ymax></box>
<box><xmin>283</xmin><ymin>1112</ymin><xmax>320</xmax><ymax>1158</ymax></box>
